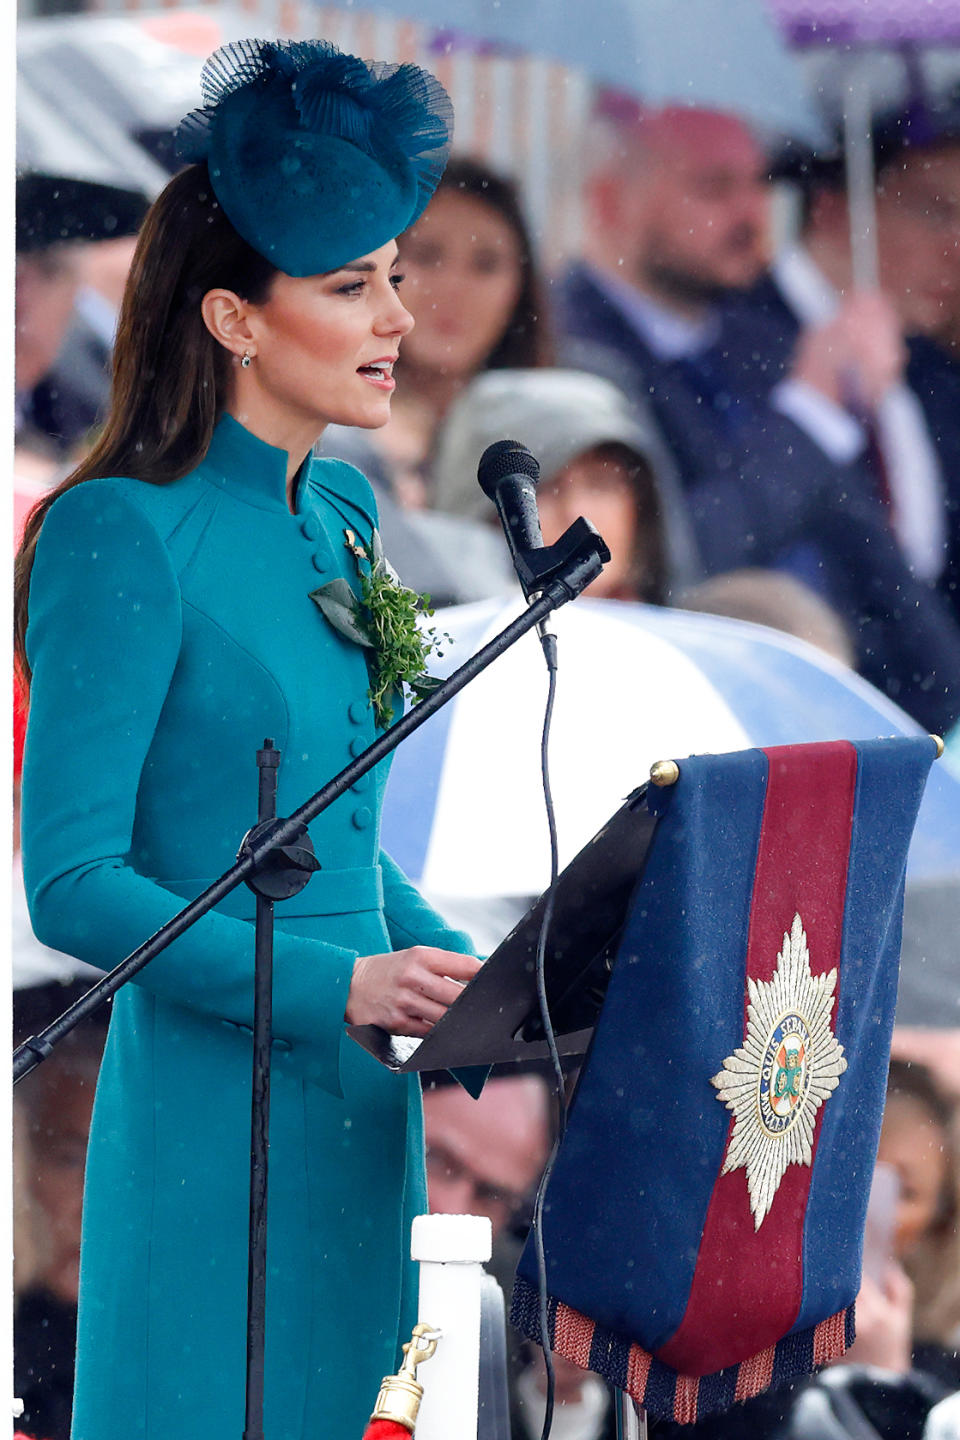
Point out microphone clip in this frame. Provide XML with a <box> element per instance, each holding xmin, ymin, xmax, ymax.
<box><xmin>513</xmin><ymin>517</ymin><xmax>611</xmax><ymax>603</ymax></box>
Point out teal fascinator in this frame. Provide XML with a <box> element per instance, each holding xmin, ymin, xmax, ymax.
<box><xmin>175</xmin><ymin>38</ymin><xmax>454</xmax><ymax>277</ymax></box>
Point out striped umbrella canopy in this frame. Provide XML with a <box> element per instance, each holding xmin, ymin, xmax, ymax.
<box><xmin>381</xmin><ymin>599</ymin><xmax>960</xmax><ymax>1021</ymax></box>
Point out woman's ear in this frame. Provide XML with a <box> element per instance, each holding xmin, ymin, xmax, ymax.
<box><xmin>201</xmin><ymin>288</ymin><xmax>257</xmax><ymax>360</ymax></box>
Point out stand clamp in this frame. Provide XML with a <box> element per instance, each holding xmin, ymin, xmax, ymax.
<box><xmin>238</xmin><ymin>817</ymin><xmax>321</xmax><ymax>900</ymax></box>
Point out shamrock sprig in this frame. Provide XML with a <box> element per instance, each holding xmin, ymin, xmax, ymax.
<box><xmin>310</xmin><ymin>528</ymin><xmax>449</xmax><ymax>728</ymax></box>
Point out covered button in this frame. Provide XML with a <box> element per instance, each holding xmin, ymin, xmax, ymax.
<box><xmin>348</xmin><ymin>700</ymin><xmax>367</xmax><ymax>724</ymax></box>
<box><xmin>300</xmin><ymin>514</ymin><xmax>321</xmax><ymax>540</ymax></box>
<box><xmin>351</xmin><ymin>806</ymin><xmax>372</xmax><ymax>830</ymax></box>
<box><xmin>312</xmin><ymin>552</ymin><xmax>329</xmax><ymax>574</ymax></box>
<box><xmin>349</xmin><ymin>736</ymin><xmax>366</xmax><ymax>758</ymax></box>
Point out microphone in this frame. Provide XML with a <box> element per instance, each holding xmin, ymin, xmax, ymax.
<box><xmin>478</xmin><ymin>437</ymin><xmax>611</xmax><ymax>604</ymax></box>
<box><xmin>477</xmin><ymin>440</ymin><xmax>543</xmax><ymax>595</ymax></box>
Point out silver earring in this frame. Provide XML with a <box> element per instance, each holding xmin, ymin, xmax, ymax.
<box><xmin>241</xmin><ymin>352</ymin><xmax>252</xmax><ymax>369</ymax></box>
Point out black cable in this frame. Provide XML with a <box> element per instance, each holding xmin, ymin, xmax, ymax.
<box><xmin>533</xmin><ymin>624</ymin><xmax>564</xmax><ymax>1440</ymax></box>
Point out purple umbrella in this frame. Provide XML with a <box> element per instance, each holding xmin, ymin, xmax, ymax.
<box><xmin>767</xmin><ymin>0</ymin><xmax>960</xmax><ymax>285</ymax></box>
<box><xmin>769</xmin><ymin>0</ymin><xmax>960</xmax><ymax>50</ymax></box>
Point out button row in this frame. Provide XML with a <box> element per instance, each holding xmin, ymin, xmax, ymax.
<box><xmin>300</xmin><ymin>513</ymin><xmax>331</xmax><ymax>575</ymax></box>
<box><xmin>302</xmin><ymin>511</ymin><xmax>373</xmax><ymax>831</ymax></box>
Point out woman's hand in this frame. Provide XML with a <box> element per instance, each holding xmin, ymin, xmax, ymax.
<box><xmin>344</xmin><ymin>947</ymin><xmax>483</xmax><ymax>1035</ymax></box>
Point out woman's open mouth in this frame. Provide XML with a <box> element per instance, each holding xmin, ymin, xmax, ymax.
<box><xmin>357</xmin><ymin>359</ymin><xmax>396</xmax><ymax>390</ymax></box>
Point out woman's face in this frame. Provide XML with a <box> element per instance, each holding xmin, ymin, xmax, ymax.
<box><xmin>537</xmin><ymin>446</ymin><xmax>645</xmax><ymax>600</ymax></box>
<box><xmin>240</xmin><ymin>240</ymin><xmax>414</xmax><ymax>434</ymax></box>
<box><xmin>398</xmin><ymin>190</ymin><xmax>524</xmax><ymax>379</ymax></box>
<box><xmin>876</xmin><ymin>1092</ymin><xmax>950</xmax><ymax>1258</ymax></box>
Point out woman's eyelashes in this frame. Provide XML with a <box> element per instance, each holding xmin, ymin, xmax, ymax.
<box><xmin>334</xmin><ymin>272</ymin><xmax>405</xmax><ymax>297</ymax></box>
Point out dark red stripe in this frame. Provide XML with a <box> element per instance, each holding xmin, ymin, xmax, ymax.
<box><xmin>656</xmin><ymin>742</ymin><xmax>857</xmax><ymax>1377</ymax></box>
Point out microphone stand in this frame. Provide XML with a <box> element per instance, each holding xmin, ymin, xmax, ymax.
<box><xmin>13</xmin><ymin>518</ymin><xmax>608</xmax><ymax>1440</ymax></box>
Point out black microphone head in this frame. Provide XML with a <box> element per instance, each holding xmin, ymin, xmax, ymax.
<box><xmin>477</xmin><ymin>439</ymin><xmax>540</xmax><ymax>500</ymax></box>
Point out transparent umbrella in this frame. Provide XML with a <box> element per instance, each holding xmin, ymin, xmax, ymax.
<box><xmin>367</xmin><ymin>0</ymin><xmax>825</xmax><ymax>144</ymax></box>
<box><xmin>767</xmin><ymin>0</ymin><xmax>960</xmax><ymax>285</ymax></box>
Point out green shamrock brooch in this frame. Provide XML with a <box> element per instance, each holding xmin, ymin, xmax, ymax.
<box><xmin>310</xmin><ymin>528</ymin><xmax>448</xmax><ymax>728</ymax></box>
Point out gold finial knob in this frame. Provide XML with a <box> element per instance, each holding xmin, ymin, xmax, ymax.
<box><xmin>650</xmin><ymin>759</ymin><xmax>680</xmax><ymax>787</ymax></box>
<box><xmin>370</xmin><ymin>1323</ymin><xmax>441</xmax><ymax>1432</ymax></box>
<box><xmin>931</xmin><ymin>734</ymin><xmax>945</xmax><ymax>759</ymax></box>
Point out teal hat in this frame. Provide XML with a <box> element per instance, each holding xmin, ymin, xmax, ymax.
<box><xmin>175</xmin><ymin>38</ymin><xmax>453</xmax><ymax>277</ymax></box>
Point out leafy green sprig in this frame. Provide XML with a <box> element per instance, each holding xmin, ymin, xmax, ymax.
<box><xmin>310</xmin><ymin>528</ymin><xmax>450</xmax><ymax>728</ymax></box>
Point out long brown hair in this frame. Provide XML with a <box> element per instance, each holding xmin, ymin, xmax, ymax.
<box><xmin>14</xmin><ymin>163</ymin><xmax>278</xmax><ymax>685</ymax></box>
<box><xmin>426</xmin><ymin>156</ymin><xmax>552</xmax><ymax>369</ymax></box>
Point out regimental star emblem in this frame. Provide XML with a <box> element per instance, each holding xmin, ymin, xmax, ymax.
<box><xmin>711</xmin><ymin>913</ymin><xmax>847</xmax><ymax>1231</ymax></box>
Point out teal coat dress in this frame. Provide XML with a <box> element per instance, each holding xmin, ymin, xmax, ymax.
<box><xmin>21</xmin><ymin>415</ymin><xmax>474</xmax><ymax>1440</ymax></box>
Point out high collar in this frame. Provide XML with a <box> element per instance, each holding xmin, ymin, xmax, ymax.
<box><xmin>197</xmin><ymin>412</ymin><xmax>311</xmax><ymax>513</ymax></box>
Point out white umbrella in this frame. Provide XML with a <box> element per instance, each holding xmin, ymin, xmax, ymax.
<box><xmin>381</xmin><ymin>599</ymin><xmax>960</xmax><ymax>1021</ymax></box>
<box><xmin>382</xmin><ymin>597</ymin><xmax>958</xmax><ymax>896</ymax></box>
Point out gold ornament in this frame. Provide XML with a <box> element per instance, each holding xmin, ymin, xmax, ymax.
<box><xmin>649</xmin><ymin>759</ymin><xmax>680</xmax><ymax>788</ymax></box>
<box><xmin>370</xmin><ymin>1322</ymin><xmax>441</xmax><ymax>1432</ymax></box>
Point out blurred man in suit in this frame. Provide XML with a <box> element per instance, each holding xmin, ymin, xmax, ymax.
<box><xmin>555</xmin><ymin>100</ymin><xmax>960</xmax><ymax>733</ymax></box>
<box><xmin>741</xmin><ymin>108</ymin><xmax>960</xmax><ymax>626</ymax></box>
<box><xmin>31</xmin><ymin>234</ymin><xmax>139</xmax><ymax>454</ymax></box>
<box><xmin>15</xmin><ymin>175</ymin><xmax>147</xmax><ymax>461</ymax></box>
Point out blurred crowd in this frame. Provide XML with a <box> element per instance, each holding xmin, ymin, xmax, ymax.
<box><xmin>13</xmin><ymin>987</ymin><xmax>960</xmax><ymax>1439</ymax></box>
<box><xmin>13</xmin><ymin>29</ymin><xmax>960</xmax><ymax>1440</ymax></box>
<box><xmin>16</xmin><ymin>94</ymin><xmax>960</xmax><ymax>738</ymax></box>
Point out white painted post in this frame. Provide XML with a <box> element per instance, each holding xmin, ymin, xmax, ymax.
<box><xmin>410</xmin><ymin>1213</ymin><xmax>492</xmax><ymax>1440</ymax></box>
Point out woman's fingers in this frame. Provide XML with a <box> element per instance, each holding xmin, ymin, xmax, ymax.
<box><xmin>344</xmin><ymin>946</ymin><xmax>482</xmax><ymax>1032</ymax></box>
<box><xmin>400</xmin><ymin>996</ymin><xmax>448</xmax><ymax>1028</ymax></box>
<box><xmin>427</xmin><ymin>949</ymin><xmax>483</xmax><ymax>983</ymax></box>
<box><xmin>412</xmin><ymin>973</ymin><xmax>472</xmax><ymax>1010</ymax></box>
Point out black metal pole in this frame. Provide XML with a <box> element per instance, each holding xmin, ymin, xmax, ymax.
<box><xmin>243</xmin><ymin>741</ymin><xmax>279</xmax><ymax>1440</ymax></box>
<box><xmin>13</xmin><ymin>562</ymin><xmax>601</xmax><ymax>1086</ymax></box>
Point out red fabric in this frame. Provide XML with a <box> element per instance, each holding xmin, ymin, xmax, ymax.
<box><xmin>656</xmin><ymin>742</ymin><xmax>858</xmax><ymax>1377</ymax></box>
<box><xmin>554</xmin><ymin>1304</ymin><xmax>595</xmax><ymax>1370</ymax></box>
<box><xmin>814</xmin><ymin>1308</ymin><xmax>849</xmax><ymax>1366</ymax></box>
<box><xmin>625</xmin><ymin>1341</ymin><xmax>652</xmax><ymax>1400</ymax></box>
<box><xmin>14</xmin><ymin>671</ymin><xmax>28</xmax><ymax>782</ymax></box>
<box><xmin>362</xmin><ymin>1422</ymin><xmax>411</xmax><ymax>1439</ymax></box>
<box><xmin>673</xmin><ymin>1375</ymin><xmax>700</xmax><ymax>1423</ymax></box>
<box><xmin>13</xmin><ymin>474</ymin><xmax>45</xmax><ymax>783</ymax></box>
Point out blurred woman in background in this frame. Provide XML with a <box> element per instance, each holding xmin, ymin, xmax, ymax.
<box><xmin>877</xmin><ymin>1059</ymin><xmax>960</xmax><ymax>1385</ymax></box>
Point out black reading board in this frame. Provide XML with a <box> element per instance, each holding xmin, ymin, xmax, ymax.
<box><xmin>347</xmin><ymin>785</ymin><xmax>657</xmax><ymax>1072</ymax></box>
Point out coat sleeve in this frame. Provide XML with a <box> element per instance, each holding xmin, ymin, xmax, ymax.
<box><xmin>378</xmin><ymin>851</ymin><xmax>487</xmax><ymax>1098</ymax></box>
<box><xmin>22</xmin><ymin>482</ymin><xmax>357</xmax><ymax>1097</ymax></box>
<box><xmin>377</xmin><ymin>849</ymin><xmax>476</xmax><ymax>956</ymax></box>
